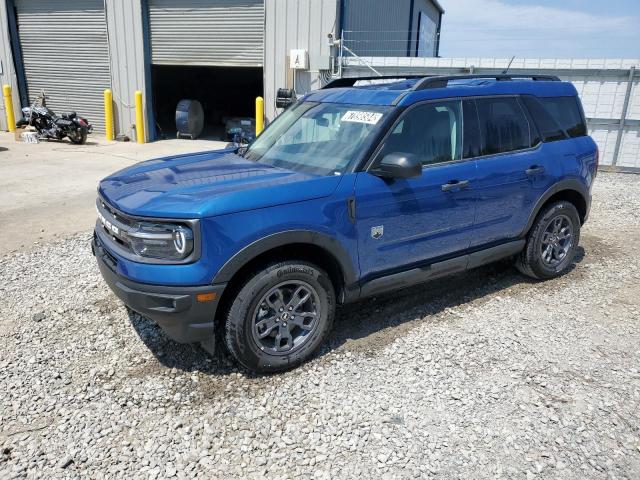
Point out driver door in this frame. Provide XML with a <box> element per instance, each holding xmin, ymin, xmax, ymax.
<box><xmin>355</xmin><ymin>100</ymin><xmax>478</xmax><ymax>280</ymax></box>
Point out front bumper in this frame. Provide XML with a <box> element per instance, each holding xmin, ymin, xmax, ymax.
<box><xmin>92</xmin><ymin>234</ymin><xmax>225</xmax><ymax>344</ymax></box>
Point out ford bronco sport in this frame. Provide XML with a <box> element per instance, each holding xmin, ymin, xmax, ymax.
<box><xmin>93</xmin><ymin>74</ymin><xmax>598</xmax><ymax>373</ymax></box>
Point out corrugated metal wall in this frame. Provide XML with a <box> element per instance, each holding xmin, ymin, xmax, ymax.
<box><xmin>105</xmin><ymin>0</ymin><xmax>147</xmax><ymax>139</ymax></box>
<box><xmin>0</xmin><ymin>0</ymin><xmax>22</xmax><ymax>132</ymax></box>
<box><xmin>342</xmin><ymin>0</ymin><xmax>411</xmax><ymax>57</ymax></box>
<box><xmin>14</xmin><ymin>0</ymin><xmax>111</xmax><ymax>132</ymax></box>
<box><xmin>341</xmin><ymin>0</ymin><xmax>440</xmax><ymax>57</ymax></box>
<box><xmin>148</xmin><ymin>0</ymin><xmax>264</xmax><ymax>67</ymax></box>
<box><xmin>342</xmin><ymin>57</ymin><xmax>640</xmax><ymax>169</ymax></box>
<box><xmin>264</xmin><ymin>0</ymin><xmax>337</xmax><ymax>121</ymax></box>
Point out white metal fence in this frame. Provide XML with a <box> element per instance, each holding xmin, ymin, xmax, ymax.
<box><xmin>341</xmin><ymin>57</ymin><xmax>640</xmax><ymax>170</ymax></box>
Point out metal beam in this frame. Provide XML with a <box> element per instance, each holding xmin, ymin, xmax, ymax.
<box><xmin>342</xmin><ymin>61</ymin><xmax>637</xmax><ymax>78</ymax></box>
<box><xmin>612</xmin><ymin>66</ymin><xmax>636</xmax><ymax>166</ymax></box>
<box><xmin>599</xmin><ymin>165</ymin><xmax>640</xmax><ymax>174</ymax></box>
<box><xmin>140</xmin><ymin>0</ymin><xmax>156</xmax><ymax>142</ymax></box>
<box><xmin>587</xmin><ymin>118</ymin><xmax>640</xmax><ymax>128</ymax></box>
<box><xmin>5</xmin><ymin>0</ymin><xmax>28</xmax><ymax>107</ymax></box>
<box><xmin>406</xmin><ymin>0</ymin><xmax>414</xmax><ymax>57</ymax></box>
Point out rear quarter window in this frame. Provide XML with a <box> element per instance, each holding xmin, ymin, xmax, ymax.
<box><xmin>538</xmin><ymin>96</ymin><xmax>588</xmax><ymax>139</ymax></box>
<box><xmin>520</xmin><ymin>95</ymin><xmax>567</xmax><ymax>143</ymax></box>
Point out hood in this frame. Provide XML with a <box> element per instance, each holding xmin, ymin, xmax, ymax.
<box><xmin>98</xmin><ymin>149</ymin><xmax>343</xmax><ymax>218</ymax></box>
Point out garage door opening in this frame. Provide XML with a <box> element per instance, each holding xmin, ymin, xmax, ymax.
<box><xmin>151</xmin><ymin>65</ymin><xmax>263</xmax><ymax>141</ymax></box>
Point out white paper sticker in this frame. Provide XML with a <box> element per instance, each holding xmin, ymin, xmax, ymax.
<box><xmin>341</xmin><ymin>111</ymin><xmax>383</xmax><ymax>125</ymax></box>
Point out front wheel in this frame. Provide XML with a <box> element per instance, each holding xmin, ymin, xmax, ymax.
<box><xmin>517</xmin><ymin>201</ymin><xmax>581</xmax><ymax>279</ymax></box>
<box><xmin>224</xmin><ymin>261</ymin><xmax>335</xmax><ymax>373</ymax></box>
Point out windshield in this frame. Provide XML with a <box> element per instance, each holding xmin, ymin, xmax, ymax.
<box><xmin>244</xmin><ymin>102</ymin><xmax>392</xmax><ymax>175</ymax></box>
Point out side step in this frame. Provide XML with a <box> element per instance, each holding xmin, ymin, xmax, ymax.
<box><xmin>467</xmin><ymin>240</ymin><xmax>525</xmax><ymax>270</ymax></box>
<box><xmin>359</xmin><ymin>240</ymin><xmax>525</xmax><ymax>299</ymax></box>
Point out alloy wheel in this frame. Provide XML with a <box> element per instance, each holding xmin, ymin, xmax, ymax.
<box><xmin>540</xmin><ymin>214</ymin><xmax>574</xmax><ymax>268</ymax></box>
<box><xmin>251</xmin><ymin>281</ymin><xmax>321</xmax><ymax>355</ymax></box>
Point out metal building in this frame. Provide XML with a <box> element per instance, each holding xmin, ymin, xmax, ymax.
<box><xmin>0</xmin><ymin>0</ymin><xmax>443</xmax><ymax>140</ymax></box>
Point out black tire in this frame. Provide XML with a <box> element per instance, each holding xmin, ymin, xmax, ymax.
<box><xmin>69</xmin><ymin>127</ymin><xmax>87</xmax><ymax>145</ymax></box>
<box><xmin>225</xmin><ymin>261</ymin><xmax>335</xmax><ymax>373</ymax></box>
<box><xmin>517</xmin><ymin>201</ymin><xmax>581</xmax><ymax>280</ymax></box>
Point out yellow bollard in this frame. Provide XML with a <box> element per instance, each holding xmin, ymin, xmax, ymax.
<box><xmin>3</xmin><ymin>84</ymin><xmax>16</xmax><ymax>133</ymax></box>
<box><xmin>104</xmin><ymin>89</ymin><xmax>114</xmax><ymax>141</ymax></box>
<box><xmin>255</xmin><ymin>96</ymin><xmax>264</xmax><ymax>136</ymax></box>
<box><xmin>134</xmin><ymin>90</ymin><xmax>145</xmax><ymax>144</ymax></box>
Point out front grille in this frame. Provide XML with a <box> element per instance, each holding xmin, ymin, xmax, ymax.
<box><xmin>96</xmin><ymin>197</ymin><xmax>136</xmax><ymax>255</ymax></box>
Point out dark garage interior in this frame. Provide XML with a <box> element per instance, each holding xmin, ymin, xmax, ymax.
<box><xmin>150</xmin><ymin>65</ymin><xmax>263</xmax><ymax>141</ymax></box>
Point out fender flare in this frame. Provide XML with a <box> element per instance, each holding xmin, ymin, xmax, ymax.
<box><xmin>211</xmin><ymin>230</ymin><xmax>359</xmax><ymax>287</ymax></box>
<box><xmin>520</xmin><ymin>179</ymin><xmax>589</xmax><ymax>237</ymax></box>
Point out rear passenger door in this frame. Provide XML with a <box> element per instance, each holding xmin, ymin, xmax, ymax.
<box><xmin>470</xmin><ymin>96</ymin><xmax>558</xmax><ymax>247</ymax></box>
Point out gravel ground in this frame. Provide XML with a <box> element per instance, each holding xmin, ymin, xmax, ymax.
<box><xmin>1</xmin><ymin>172</ymin><xmax>640</xmax><ymax>479</ymax></box>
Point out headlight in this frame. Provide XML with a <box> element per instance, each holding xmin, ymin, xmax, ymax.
<box><xmin>128</xmin><ymin>222</ymin><xmax>194</xmax><ymax>261</ymax></box>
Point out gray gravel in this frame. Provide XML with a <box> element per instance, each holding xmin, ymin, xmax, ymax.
<box><xmin>1</xmin><ymin>172</ymin><xmax>640</xmax><ymax>479</ymax></box>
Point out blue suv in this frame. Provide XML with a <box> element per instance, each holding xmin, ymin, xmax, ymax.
<box><xmin>93</xmin><ymin>74</ymin><xmax>598</xmax><ymax>372</ymax></box>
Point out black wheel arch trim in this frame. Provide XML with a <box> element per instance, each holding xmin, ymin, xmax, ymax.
<box><xmin>521</xmin><ymin>179</ymin><xmax>589</xmax><ymax>237</ymax></box>
<box><xmin>211</xmin><ymin>230</ymin><xmax>359</xmax><ymax>288</ymax></box>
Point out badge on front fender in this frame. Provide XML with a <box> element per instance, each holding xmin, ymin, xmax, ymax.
<box><xmin>371</xmin><ymin>226</ymin><xmax>384</xmax><ymax>240</ymax></box>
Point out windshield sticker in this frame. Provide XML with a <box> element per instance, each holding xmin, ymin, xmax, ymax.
<box><xmin>341</xmin><ymin>111</ymin><xmax>383</xmax><ymax>125</ymax></box>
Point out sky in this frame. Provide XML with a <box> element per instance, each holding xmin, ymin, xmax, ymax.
<box><xmin>439</xmin><ymin>0</ymin><xmax>640</xmax><ymax>59</ymax></box>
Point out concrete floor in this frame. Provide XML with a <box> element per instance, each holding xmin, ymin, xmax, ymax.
<box><xmin>0</xmin><ymin>132</ymin><xmax>227</xmax><ymax>255</ymax></box>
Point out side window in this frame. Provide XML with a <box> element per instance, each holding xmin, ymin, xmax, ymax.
<box><xmin>380</xmin><ymin>101</ymin><xmax>463</xmax><ymax>166</ymax></box>
<box><xmin>476</xmin><ymin>97</ymin><xmax>532</xmax><ymax>155</ymax></box>
<box><xmin>539</xmin><ymin>96</ymin><xmax>587</xmax><ymax>138</ymax></box>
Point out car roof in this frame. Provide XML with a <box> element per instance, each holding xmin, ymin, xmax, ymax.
<box><xmin>305</xmin><ymin>76</ymin><xmax>579</xmax><ymax>107</ymax></box>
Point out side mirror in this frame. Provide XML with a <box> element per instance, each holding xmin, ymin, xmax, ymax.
<box><xmin>236</xmin><ymin>145</ymin><xmax>249</xmax><ymax>156</ymax></box>
<box><xmin>371</xmin><ymin>153</ymin><xmax>422</xmax><ymax>179</ymax></box>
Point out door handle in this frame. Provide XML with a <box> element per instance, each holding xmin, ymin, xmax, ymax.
<box><xmin>441</xmin><ymin>180</ymin><xmax>470</xmax><ymax>192</ymax></box>
<box><xmin>526</xmin><ymin>166</ymin><xmax>545</xmax><ymax>175</ymax></box>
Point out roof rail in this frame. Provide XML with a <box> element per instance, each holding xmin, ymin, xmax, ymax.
<box><xmin>413</xmin><ymin>74</ymin><xmax>561</xmax><ymax>90</ymax></box>
<box><xmin>321</xmin><ymin>75</ymin><xmax>428</xmax><ymax>89</ymax></box>
<box><xmin>322</xmin><ymin>74</ymin><xmax>561</xmax><ymax>90</ymax></box>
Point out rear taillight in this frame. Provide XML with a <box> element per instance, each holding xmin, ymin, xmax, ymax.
<box><xmin>594</xmin><ymin>147</ymin><xmax>599</xmax><ymax>176</ymax></box>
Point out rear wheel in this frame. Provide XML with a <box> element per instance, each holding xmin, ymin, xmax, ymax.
<box><xmin>68</xmin><ymin>126</ymin><xmax>87</xmax><ymax>145</ymax></box>
<box><xmin>517</xmin><ymin>201</ymin><xmax>580</xmax><ymax>279</ymax></box>
<box><xmin>224</xmin><ymin>261</ymin><xmax>335</xmax><ymax>373</ymax></box>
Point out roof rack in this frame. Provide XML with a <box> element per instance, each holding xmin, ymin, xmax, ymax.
<box><xmin>321</xmin><ymin>75</ymin><xmax>428</xmax><ymax>89</ymax></box>
<box><xmin>413</xmin><ymin>74</ymin><xmax>561</xmax><ymax>90</ymax></box>
<box><xmin>322</xmin><ymin>74</ymin><xmax>561</xmax><ymax>90</ymax></box>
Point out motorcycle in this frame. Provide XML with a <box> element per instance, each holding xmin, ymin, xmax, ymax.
<box><xmin>16</xmin><ymin>92</ymin><xmax>93</xmax><ymax>144</ymax></box>
<box><xmin>224</xmin><ymin>117</ymin><xmax>256</xmax><ymax>149</ymax></box>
